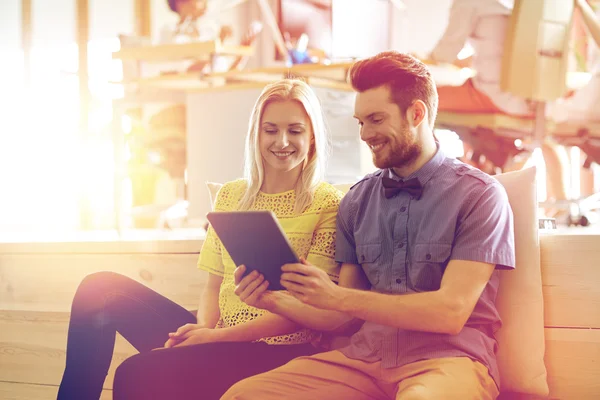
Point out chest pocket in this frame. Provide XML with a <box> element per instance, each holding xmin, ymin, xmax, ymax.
<box><xmin>356</xmin><ymin>244</ymin><xmax>382</xmax><ymax>286</ymax></box>
<box><xmin>410</xmin><ymin>243</ymin><xmax>452</xmax><ymax>292</ymax></box>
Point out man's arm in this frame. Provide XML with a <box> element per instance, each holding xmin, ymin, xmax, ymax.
<box><xmin>281</xmin><ymin>259</ymin><xmax>494</xmax><ymax>335</ymax></box>
<box><xmin>234</xmin><ymin>262</ymin><xmax>369</xmax><ymax>333</ymax></box>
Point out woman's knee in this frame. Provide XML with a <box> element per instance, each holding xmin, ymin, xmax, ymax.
<box><xmin>71</xmin><ymin>272</ymin><xmax>134</xmax><ymax>316</ymax></box>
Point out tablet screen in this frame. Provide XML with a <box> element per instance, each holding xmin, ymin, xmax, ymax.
<box><xmin>206</xmin><ymin>211</ymin><xmax>299</xmax><ymax>290</ymax></box>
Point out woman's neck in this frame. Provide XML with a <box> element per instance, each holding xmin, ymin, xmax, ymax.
<box><xmin>260</xmin><ymin>166</ymin><xmax>303</xmax><ymax>194</ymax></box>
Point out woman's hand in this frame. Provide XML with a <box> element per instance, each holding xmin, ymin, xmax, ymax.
<box><xmin>163</xmin><ymin>323</ymin><xmax>212</xmax><ymax>348</ymax></box>
<box><xmin>234</xmin><ymin>265</ymin><xmax>279</xmax><ymax>311</ymax></box>
<box><xmin>172</xmin><ymin>328</ymin><xmax>220</xmax><ymax>347</ymax></box>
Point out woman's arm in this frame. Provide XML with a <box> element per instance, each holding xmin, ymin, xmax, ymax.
<box><xmin>210</xmin><ymin>312</ymin><xmax>300</xmax><ymax>343</ymax></box>
<box><xmin>196</xmin><ymin>271</ymin><xmax>222</xmax><ymax>328</ymax></box>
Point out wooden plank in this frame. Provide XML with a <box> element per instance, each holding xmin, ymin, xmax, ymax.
<box><xmin>545</xmin><ymin>327</ymin><xmax>600</xmax><ymax>399</ymax></box>
<box><xmin>21</xmin><ymin>0</ymin><xmax>32</xmax><ymax>87</ymax></box>
<box><xmin>0</xmin><ymin>239</ymin><xmax>202</xmax><ymax>255</ymax></box>
<box><xmin>112</xmin><ymin>41</ymin><xmax>253</xmax><ymax>62</ymax></box>
<box><xmin>0</xmin><ymin>254</ymin><xmax>205</xmax><ymax>312</ymax></box>
<box><xmin>0</xmin><ymin>381</ymin><xmax>111</xmax><ymax>400</ymax></box>
<box><xmin>76</xmin><ymin>0</ymin><xmax>90</xmax><ymax>133</ymax></box>
<box><xmin>0</xmin><ymin>311</ymin><xmax>136</xmax><ymax>388</ymax></box>
<box><xmin>0</xmin><ymin>311</ymin><xmax>136</xmax><ymax>389</ymax></box>
<box><xmin>540</xmin><ymin>235</ymin><xmax>600</xmax><ymax>328</ymax></box>
<box><xmin>134</xmin><ymin>0</ymin><xmax>151</xmax><ymax>38</ymax></box>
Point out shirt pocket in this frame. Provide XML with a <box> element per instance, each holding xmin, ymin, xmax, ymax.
<box><xmin>410</xmin><ymin>243</ymin><xmax>452</xmax><ymax>292</ymax></box>
<box><xmin>356</xmin><ymin>243</ymin><xmax>382</xmax><ymax>286</ymax></box>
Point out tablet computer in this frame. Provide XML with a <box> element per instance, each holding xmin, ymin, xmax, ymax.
<box><xmin>206</xmin><ymin>210</ymin><xmax>299</xmax><ymax>290</ymax></box>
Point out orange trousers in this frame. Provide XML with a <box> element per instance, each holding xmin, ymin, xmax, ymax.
<box><xmin>437</xmin><ymin>78</ymin><xmax>504</xmax><ymax>114</ymax></box>
<box><xmin>221</xmin><ymin>350</ymin><xmax>499</xmax><ymax>400</ymax></box>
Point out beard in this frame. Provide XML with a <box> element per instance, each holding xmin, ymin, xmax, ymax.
<box><xmin>372</xmin><ymin>133</ymin><xmax>422</xmax><ymax>170</ymax></box>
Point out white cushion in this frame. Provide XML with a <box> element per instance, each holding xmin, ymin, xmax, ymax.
<box><xmin>494</xmin><ymin>167</ymin><xmax>548</xmax><ymax>396</ymax></box>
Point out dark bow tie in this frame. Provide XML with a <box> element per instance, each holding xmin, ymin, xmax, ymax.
<box><xmin>381</xmin><ymin>176</ymin><xmax>423</xmax><ymax>200</ymax></box>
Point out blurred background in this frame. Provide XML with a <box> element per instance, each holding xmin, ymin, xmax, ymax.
<box><xmin>0</xmin><ymin>0</ymin><xmax>598</xmax><ymax>241</ymax></box>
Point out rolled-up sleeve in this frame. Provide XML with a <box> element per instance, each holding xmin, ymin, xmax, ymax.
<box><xmin>451</xmin><ymin>182</ymin><xmax>515</xmax><ymax>270</ymax></box>
<box><xmin>335</xmin><ymin>195</ymin><xmax>359</xmax><ymax>264</ymax></box>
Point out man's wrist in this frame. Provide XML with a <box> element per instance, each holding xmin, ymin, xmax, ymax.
<box><xmin>268</xmin><ymin>291</ymin><xmax>292</xmax><ymax>314</ymax></box>
<box><xmin>331</xmin><ymin>285</ymin><xmax>354</xmax><ymax>313</ymax></box>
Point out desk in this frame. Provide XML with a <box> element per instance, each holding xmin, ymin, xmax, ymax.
<box><xmin>112</xmin><ymin>40</ymin><xmax>253</xmax><ymax>63</ymax></box>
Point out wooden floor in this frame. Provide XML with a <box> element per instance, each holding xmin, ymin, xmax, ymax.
<box><xmin>1</xmin><ymin>232</ymin><xmax>599</xmax><ymax>399</ymax></box>
<box><xmin>0</xmin><ymin>382</ymin><xmax>112</xmax><ymax>400</ymax></box>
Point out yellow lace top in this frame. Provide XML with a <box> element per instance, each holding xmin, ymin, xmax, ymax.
<box><xmin>198</xmin><ymin>179</ymin><xmax>343</xmax><ymax>345</ymax></box>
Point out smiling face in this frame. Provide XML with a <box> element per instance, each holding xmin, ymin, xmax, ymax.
<box><xmin>259</xmin><ymin>100</ymin><xmax>313</xmax><ymax>177</ymax></box>
<box><xmin>354</xmin><ymin>85</ymin><xmax>422</xmax><ymax>170</ymax></box>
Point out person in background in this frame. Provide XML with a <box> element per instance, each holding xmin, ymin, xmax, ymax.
<box><xmin>161</xmin><ymin>0</ymin><xmax>263</xmax><ymax>72</ymax></box>
<box><xmin>424</xmin><ymin>0</ymin><xmax>530</xmax><ymax>116</ymax></box>
<box><xmin>421</xmin><ymin>0</ymin><xmax>569</xmax><ymax>204</ymax></box>
<box><xmin>57</xmin><ymin>79</ymin><xmax>343</xmax><ymax>400</ymax></box>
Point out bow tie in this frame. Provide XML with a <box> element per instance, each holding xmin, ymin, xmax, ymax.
<box><xmin>381</xmin><ymin>176</ymin><xmax>423</xmax><ymax>200</ymax></box>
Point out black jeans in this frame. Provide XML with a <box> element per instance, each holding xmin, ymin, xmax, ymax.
<box><xmin>58</xmin><ymin>271</ymin><xmax>318</xmax><ymax>400</ymax></box>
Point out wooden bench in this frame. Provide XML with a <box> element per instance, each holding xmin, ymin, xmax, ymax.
<box><xmin>0</xmin><ymin>234</ymin><xmax>598</xmax><ymax>399</ymax></box>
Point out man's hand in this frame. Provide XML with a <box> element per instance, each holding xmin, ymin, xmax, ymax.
<box><xmin>280</xmin><ymin>259</ymin><xmax>343</xmax><ymax>310</ymax></box>
<box><xmin>234</xmin><ymin>265</ymin><xmax>279</xmax><ymax>311</ymax></box>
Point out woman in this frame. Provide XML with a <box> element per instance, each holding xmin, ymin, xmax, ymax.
<box><xmin>57</xmin><ymin>79</ymin><xmax>343</xmax><ymax>400</ymax></box>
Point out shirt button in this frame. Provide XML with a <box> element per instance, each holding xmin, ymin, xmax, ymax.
<box><xmin>396</xmin><ymin>278</ymin><xmax>402</xmax><ymax>284</ymax></box>
<box><xmin>426</xmin><ymin>254</ymin><xmax>432</xmax><ymax>260</ymax></box>
<box><xmin>397</xmin><ymin>242</ymin><xmax>404</xmax><ymax>249</ymax></box>
<box><xmin>400</xmin><ymin>206</ymin><xmax>407</xmax><ymax>212</ymax></box>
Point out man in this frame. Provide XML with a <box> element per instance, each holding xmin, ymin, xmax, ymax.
<box><xmin>425</xmin><ymin>0</ymin><xmax>530</xmax><ymax>116</ymax></box>
<box><xmin>228</xmin><ymin>51</ymin><xmax>514</xmax><ymax>400</ymax></box>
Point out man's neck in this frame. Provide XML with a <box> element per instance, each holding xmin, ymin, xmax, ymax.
<box><xmin>392</xmin><ymin>134</ymin><xmax>437</xmax><ymax>179</ymax></box>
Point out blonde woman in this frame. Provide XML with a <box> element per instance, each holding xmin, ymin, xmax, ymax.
<box><xmin>57</xmin><ymin>79</ymin><xmax>343</xmax><ymax>400</ymax></box>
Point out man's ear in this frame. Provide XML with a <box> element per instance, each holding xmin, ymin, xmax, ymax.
<box><xmin>407</xmin><ymin>100</ymin><xmax>428</xmax><ymax>128</ymax></box>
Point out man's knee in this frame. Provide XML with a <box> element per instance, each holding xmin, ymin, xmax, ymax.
<box><xmin>396</xmin><ymin>384</ymin><xmax>437</xmax><ymax>400</ymax></box>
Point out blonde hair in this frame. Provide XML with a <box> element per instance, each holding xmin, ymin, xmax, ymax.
<box><xmin>238</xmin><ymin>79</ymin><xmax>329</xmax><ymax>214</ymax></box>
